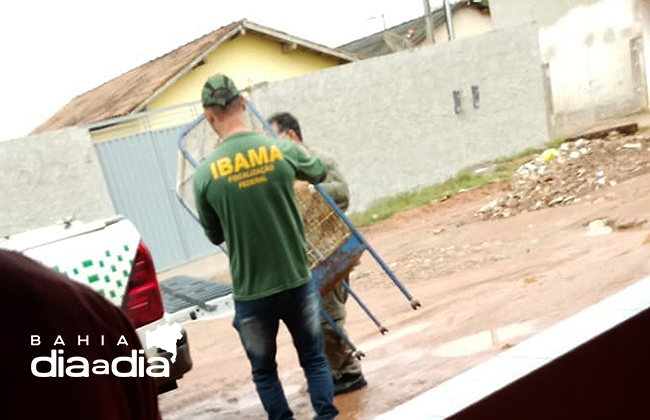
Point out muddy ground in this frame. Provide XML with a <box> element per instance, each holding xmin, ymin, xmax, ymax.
<box><xmin>159</xmin><ymin>166</ymin><xmax>650</xmax><ymax>419</ymax></box>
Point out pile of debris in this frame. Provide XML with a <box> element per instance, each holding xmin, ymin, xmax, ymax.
<box><xmin>478</xmin><ymin>131</ymin><xmax>650</xmax><ymax>219</ymax></box>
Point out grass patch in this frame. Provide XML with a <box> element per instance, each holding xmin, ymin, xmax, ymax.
<box><xmin>546</xmin><ymin>137</ymin><xmax>566</xmax><ymax>149</ymax></box>
<box><xmin>348</xmin><ymin>138</ymin><xmax>565</xmax><ymax>228</ymax></box>
<box><xmin>348</xmin><ymin>171</ymin><xmax>492</xmax><ymax>227</ymax></box>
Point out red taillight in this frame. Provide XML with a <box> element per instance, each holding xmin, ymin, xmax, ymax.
<box><xmin>122</xmin><ymin>241</ymin><xmax>164</xmax><ymax>328</ymax></box>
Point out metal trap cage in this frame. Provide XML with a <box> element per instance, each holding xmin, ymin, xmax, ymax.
<box><xmin>176</xmin><ymin>99</ymin><xmax>420</xmax><ymax>357</ymax></box>
<box><xmin>296</xmin><ymin>187</ymin><xmax>350</xmax><ymax>264</ymax></box>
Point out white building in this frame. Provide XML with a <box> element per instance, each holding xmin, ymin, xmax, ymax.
<box><xmin>490</xmin><ymin>0</ymin><xmax>647</xmax><ymax>136</ymax></box>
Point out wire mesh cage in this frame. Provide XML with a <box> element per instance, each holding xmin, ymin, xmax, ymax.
<box><xmin>294</xmin><ymin>185</ymin><xmax>352</xmax><ymax>269</ymax></box>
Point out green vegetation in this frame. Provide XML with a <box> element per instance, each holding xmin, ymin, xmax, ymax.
<box><xmin>348</xmin><ymin>139</ymin><xmax>565</xmax><ymax>227</ymax></box>
<box><xmin>546</xmin><ymin>137</ymin><xmax>566</xmax><ymax>149</ymax></box>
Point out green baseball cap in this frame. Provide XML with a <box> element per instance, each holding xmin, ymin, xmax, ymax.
<box><xmin>201</xmin><ymin>74</ymin><xmax>240</xmax><ymax>107</ymax></box>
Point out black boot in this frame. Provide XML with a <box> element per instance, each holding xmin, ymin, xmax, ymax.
<box><xmin>333</xmin><ymin>373</ymin><xmax>367</xmax><ymax>396</ymax></box>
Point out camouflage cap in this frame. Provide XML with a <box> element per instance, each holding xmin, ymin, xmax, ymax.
<box><xmin>201</xmin><ymin>74</ymin><xmax>240</xmax><ymax>107</ymax></box>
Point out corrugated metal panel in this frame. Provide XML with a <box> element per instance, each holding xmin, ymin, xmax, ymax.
<box><xmin>150</xmin><ymin>129</ymin><xmax>217</xmax><ymax>260</ymax></box>
<box><xmin>95</xmin><ymin>126</ymin><xmax>217</xmax><ymax>270</ymax></box>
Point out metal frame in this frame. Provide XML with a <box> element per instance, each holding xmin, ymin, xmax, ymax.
<box><xmin>176</xmin><ymin>100</ymin><xmax>420</xmax><ymax>357</ymax></box>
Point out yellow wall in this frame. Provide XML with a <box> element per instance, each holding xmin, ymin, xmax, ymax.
<box><xmin>433</xmin><ymin>8</ymin><xmax>494</xmax><ymax>44</ymax></box>
<box><xmin>148</xmin><ymin>32</ymin><xmax>343</xmax><ymax>110</ymax></box>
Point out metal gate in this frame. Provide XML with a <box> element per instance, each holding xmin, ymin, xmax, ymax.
<box><xmin>95</xmin><ymin>126</ymin><xmax>217</xmax><ymax>271</ymax></box>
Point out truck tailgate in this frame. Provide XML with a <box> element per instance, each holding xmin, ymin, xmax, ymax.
<box><xmin>160</xmin><ymin>276</ymin><xmax>233</xmax><ymax>324</ymax></box>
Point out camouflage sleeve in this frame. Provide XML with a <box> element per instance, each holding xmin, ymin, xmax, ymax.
<box><xmin>317</xmin><ymin>153</ymin><xmax>350</xmax><ymax>212</ymax></box>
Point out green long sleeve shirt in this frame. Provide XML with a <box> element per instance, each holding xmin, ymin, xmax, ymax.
<box><xmin>193</xmin><ymin>131</ymin><xmax>327</xmax><ymax>301</ymax></box>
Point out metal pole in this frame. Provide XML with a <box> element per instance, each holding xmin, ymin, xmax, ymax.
<box><xmin>341</xmin><ymin>281</ymin><xmax>388</xmax><ymax>334</ymax></box>
<box><xmin>320</xmin><ymin>307</ymin><xmax>365</xmax><ymax>360</ymax></box>
<box><xmin>423</xmin><ymin>0</ymin><xmax>435</xmax><ymax>44</ymax></box>
<box><xmin>443</xmin><ymin>0</ymin><xmax>455</xmax><ymax>41</ymax></box>
<box><xmin>178</xmin><ymin>114</ymin><xmax>204</xmax><ymax>168</ymax></box>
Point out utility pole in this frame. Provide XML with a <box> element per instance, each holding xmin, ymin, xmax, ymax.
<box><xmin>423</xmin><ymin>0</ymin><xmax>435</xmax><ymax>44</ymax></box>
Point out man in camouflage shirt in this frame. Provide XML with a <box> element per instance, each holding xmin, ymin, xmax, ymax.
<box><xmin>269</xmin><ymin>112</ymin><xmax>367</xmax><ymax>396</ymax></box>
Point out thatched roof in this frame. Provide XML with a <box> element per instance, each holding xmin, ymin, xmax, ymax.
<box><xmin>33</xmin><ymin>20</ymin><xmax>356</xmax><ymax>134</ymax></box>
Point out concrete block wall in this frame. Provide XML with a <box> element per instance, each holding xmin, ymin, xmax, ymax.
<box><xmin>0</xmin><ymin>127</ymin><xmax>115</xmax><ymax>237</ymax></box>
<box><xmin>250</xmin><ymin>23</ymin><xmax>550</xmax><ymax>212</ymax></box>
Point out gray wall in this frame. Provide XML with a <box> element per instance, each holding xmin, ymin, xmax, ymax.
<box><xmin>0</xmin><ymin>127</ymin><xmax>115</xmax><ymax>237</ymax></box>
<box><xmin>489</xmin><ymin>0</ymin><xmax>646</xmax><ymax>137</ymax></box>
<box><xmin>250</xmin><ymin>23</ymin><xmax>550</xmax><ymax>213</ymax></box>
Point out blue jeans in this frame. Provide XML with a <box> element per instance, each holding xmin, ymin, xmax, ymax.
<box><xmin>233</xmin><ymin>280</ymin><xmax>338</xmax><ymax>420</ymax></box>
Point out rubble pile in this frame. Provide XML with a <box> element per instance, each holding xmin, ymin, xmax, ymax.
<box><xmin>478</xmin><ymin>131</ymin><xmax>650</xmax><ymax>219</ymax></box>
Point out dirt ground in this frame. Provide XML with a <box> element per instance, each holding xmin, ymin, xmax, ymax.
<box><xmin>159</xmin><ymin>161</ymin><xmax>650</xmax><ymax>419</ymax></box>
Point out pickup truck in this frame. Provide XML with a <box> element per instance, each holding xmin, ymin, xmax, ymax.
<box><xmin>0</xmin><ymin>215</ymin><xmax>233</xmax><ymax>393</ymax></box>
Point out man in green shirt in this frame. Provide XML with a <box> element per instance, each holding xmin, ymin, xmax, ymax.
<box><xmin>268</xmin><ymin>112</ymin><xmax>367</xmax><ymax>396</ymax></box>
<box><xmin>193</xmin><ymin>74</ymin><xmax>338</xmax><ymax>420</ymax></box>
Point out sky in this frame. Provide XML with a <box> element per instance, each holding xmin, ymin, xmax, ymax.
<box><xmin>0</xmin><ymin>0</ymin><xmax>447</xmax><ymax>141</ymax></box>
